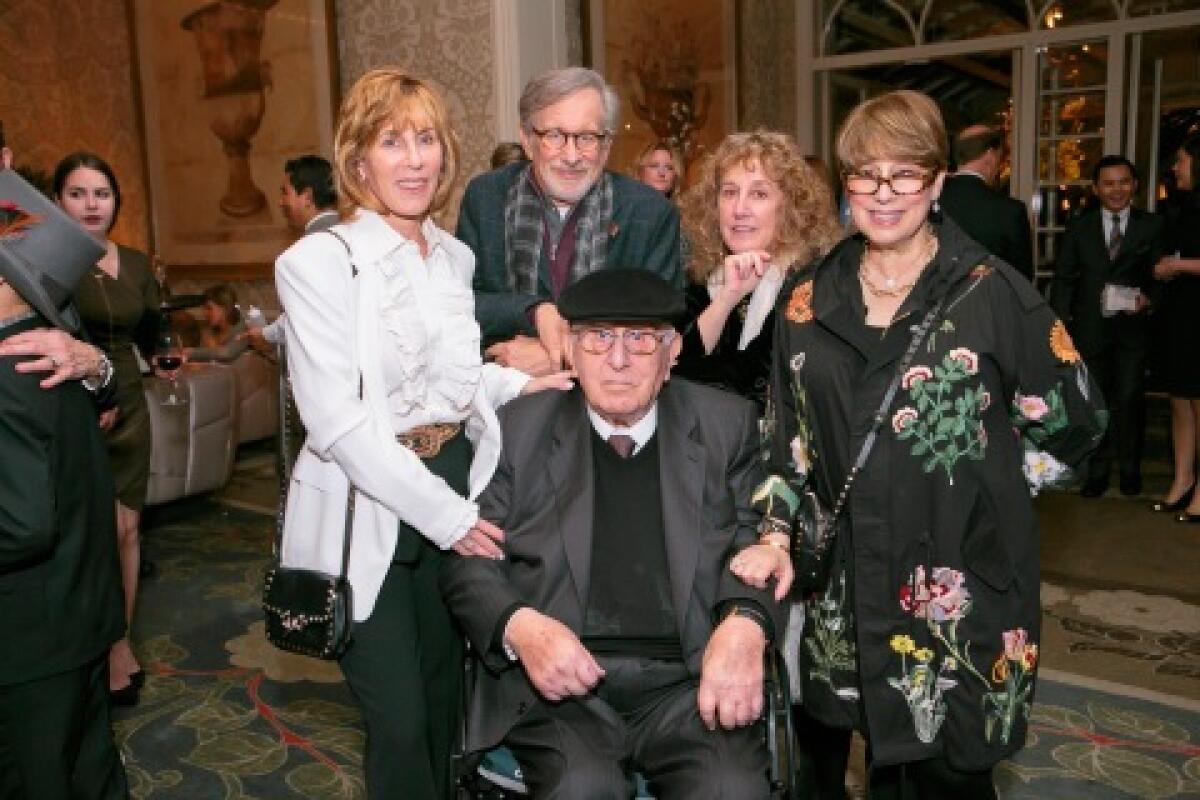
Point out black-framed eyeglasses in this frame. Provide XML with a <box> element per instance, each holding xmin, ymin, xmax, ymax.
<box><xmin>572</xmin><ymin>326</ymin><xmax>676</xmax><ymax>356</ymax></box>
<box><xmin>530</xmin><ymin>127</ymin><xmax>610</xmax><ymax>155</ymax></box>
<box><xmin>843</xmin><ymin>170</ymin><xmax>934</xmax><ymax>196</ymax></box>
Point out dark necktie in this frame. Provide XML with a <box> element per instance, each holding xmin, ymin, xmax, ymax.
<box><xmin>1108</xmin><ymin>213</ymin><xmax>1123</xmax><ymax>262</ymax></box>
<box><xmin>607</xmin><ymin>433</ymin><xmax>635</xmax><ymax>459</ymax></box>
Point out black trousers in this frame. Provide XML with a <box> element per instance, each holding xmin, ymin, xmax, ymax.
<box><xmin>0</xmin><ymin>654</ymin><xmax>127</xmax><ymax>800</ymax></box>
<box><xmin>337</xmin><ymin>434</ymin><xmax>469</xmax><ymax>800</ymax></box>
<box><xmin>1085</xmin><ymin>324</ymin><xmax>1147</xmax><ymax>486</ymax></box>
<box><xmin>505</xmin><ymin>655</ymin><xmax>769</xmax><ymax>800</ymax></box>
<box><xmin>792</xmin><ymin>709</ymin><xmax>996</xmax><ymax>800</ymax></box>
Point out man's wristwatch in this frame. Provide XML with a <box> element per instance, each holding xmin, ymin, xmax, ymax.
<box><xmin>81</xmin><ymin>350</ymin><xmax>113</xmax><ymax>391</ymax></box>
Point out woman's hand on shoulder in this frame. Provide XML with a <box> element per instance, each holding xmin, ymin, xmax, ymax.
<box><xmin>520</xmin><ymin>369</ymin><xmax>575</xmax><ymax>395</ymax></box>
<box><xmin>729</xmin><ymin>536</ymin><xmax>794</xmax><ymax>601</ymax></box>
<box><xmin>717</xmin><ymin>251</ymin><xmax>772</xmax><ymax>306</ymax></box>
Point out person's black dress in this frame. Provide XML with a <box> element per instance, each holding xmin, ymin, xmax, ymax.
<box><xmin>1159</xmin><ymin>193</ymin><xmax>1200</xmax><ymax>398</ymax></box>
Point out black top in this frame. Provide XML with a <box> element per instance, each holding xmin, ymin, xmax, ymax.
<box><xmin>583</xmin><ymin>431</ymin><xmax>680</xmax><ymax>661</ymax></box>
<box><xmin>675</xmin><ymin>280</ymin><xmax>777</xmax><ymax>412</ymax></box>
<box><xmin>1158</xmin><ymin>193</ymin><xmax>1200</xmax><ymax>397</ymax></box>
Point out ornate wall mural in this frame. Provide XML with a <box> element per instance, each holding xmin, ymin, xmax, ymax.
<box><xmin>0</xmin><ymin>0</ymin><xmax>150</xmax><ymax>250</ymax></box>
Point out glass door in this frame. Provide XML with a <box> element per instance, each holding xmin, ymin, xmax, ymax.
<box><xmin>1033</xmin><ymin>39</ymin><xmax>1109</xmax><ymax>286</ymax></box>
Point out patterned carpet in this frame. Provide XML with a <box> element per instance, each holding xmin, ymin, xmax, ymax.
<box><xmin>114</xmin><ymin>455</ymin><xmax>1200</xmax><ymax>799</ymax></box>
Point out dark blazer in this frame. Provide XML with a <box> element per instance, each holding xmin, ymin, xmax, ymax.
<box><xmin>456</xmin><ymin>162</ymin><xmax>683</xmax><ymax>340</ymax></box>
<box><xmin>939</xmin><ymin>173</ymin><xmax>1034</xmax><ymax>281</ymax></box>
<box><xmin>440</xmin><ymin>379</ymin><xmax>781</xmax><ymax>752</ymax></box>
<box><xmin>1049</xmin><ymin>206</ymin><xmax>1165</xmax><ymax>358</ymax></box>
<box><xmin>0</xmin><ymin>315</ymin><xmax>124</xmax><ymax>686</ymax></box>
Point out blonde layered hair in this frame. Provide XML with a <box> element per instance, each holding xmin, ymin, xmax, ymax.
<box><xmin>631</xmin><ymin>141</ymin><xmax>684</xmax><ymax>197</ymax></box>
<box><xmin>836</xmin><ymin>90</ymin><xmax>948</xmax><ymax>175</ymax></box>
<box><xmin>680</xmin><ymin>131</ymin><xmax>841</xmax><ymax>284</ymax></box>
<box><xmin>333</xmin><ymin>68</ymin><xmax>461</xmax><ymax>218</ymax></box>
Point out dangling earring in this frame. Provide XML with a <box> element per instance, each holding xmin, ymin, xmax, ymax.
<box><xmin>929</xmin><ymin>200</ymin><xmax>943</xmax><ymax>223</ymax></box>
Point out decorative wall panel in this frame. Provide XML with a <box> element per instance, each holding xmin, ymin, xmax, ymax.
<box><xmin>0</xmin><ymin>0</ymin><xmax>150</xmax><ymax>250</ymax></box>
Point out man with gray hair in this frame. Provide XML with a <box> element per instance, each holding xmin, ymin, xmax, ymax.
<box><xmin>458</xmin><ymin>67</ymin><xmax>682</xmax><ymax>375</ymax></box>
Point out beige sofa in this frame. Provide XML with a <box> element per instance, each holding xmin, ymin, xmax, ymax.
<box><xmin>143</xmin><ymin>352</ymin><xmax>280</xmax><ymax>506</ymax></box>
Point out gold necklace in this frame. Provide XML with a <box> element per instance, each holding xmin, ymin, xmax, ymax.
<box><xmin>859</xmin><ymin>236</ymin><xmax>939</xmax><ymax>298</ymax></box>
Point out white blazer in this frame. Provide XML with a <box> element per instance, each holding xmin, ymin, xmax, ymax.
<box><xmin>275</xmin><ymin>210</ymin><xmax>528</xmax><ymax>621</ymax></box>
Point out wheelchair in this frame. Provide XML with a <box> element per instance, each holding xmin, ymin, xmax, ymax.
<box><xmin>454</xmin><ymin>648</ymin><xmax>797</xmax><ymax>799</ymax></box>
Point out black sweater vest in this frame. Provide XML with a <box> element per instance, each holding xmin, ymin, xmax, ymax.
<box><xmin>582</xmin><ymin>430</ymin><xmax>681</xmax><ymax>661</ymax></box>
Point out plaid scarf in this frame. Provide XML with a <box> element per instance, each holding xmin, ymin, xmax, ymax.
<box><xmin>503</xmin><ymin>165</ymin><xmax>614</xmax><ymax>295</ymax></box>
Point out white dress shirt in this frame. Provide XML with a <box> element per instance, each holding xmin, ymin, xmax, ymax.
<box><xmin>1102</xmin><ymin>206</ymin><xmax>1130</xmax><ymax>244</ymax></box>
<box><xmin>586</xmin><ymin>403</ymin><xmax>658</xmax><ymax>456</ymax></box>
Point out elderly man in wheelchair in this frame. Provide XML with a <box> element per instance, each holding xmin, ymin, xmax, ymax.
<box><xmin>440</xmin><ymin>271</ymin><xmax>795</xmax><ymax>799</ymax></box>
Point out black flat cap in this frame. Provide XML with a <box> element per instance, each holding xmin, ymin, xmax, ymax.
<box><xmin>557</xmin><ymin>269</ymin><xmax>685</xmax><ymax>326</ymax></box>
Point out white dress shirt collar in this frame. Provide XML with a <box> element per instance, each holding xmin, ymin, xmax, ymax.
<box><xmin>586</xmin><ymin>403</ymin><xmax>658</xmax><ymax>456</ymax></box>
<box><xmin>341</xmin><ymin>209</ymin><xmax>449</xmax><ymax>265</ymax></box>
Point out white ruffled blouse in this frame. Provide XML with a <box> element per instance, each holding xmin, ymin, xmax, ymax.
<box><xmin>377</xmin><ymin>219</ymin><xmax>496</xmax><ymax>429</ymax></box>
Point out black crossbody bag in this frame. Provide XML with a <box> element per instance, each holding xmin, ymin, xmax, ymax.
<box><xmin>792</xmin><ymin>297</ymin><xmax>945</xmax><ymax>592</ymax></box>
<box><xmin>262</xmin><ymin>230</ymin><xmax>357</xmax><ymax>659</ymax></box>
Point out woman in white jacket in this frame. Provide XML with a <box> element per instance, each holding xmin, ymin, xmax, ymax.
<box><xmin>275</xmin><ymin>68</ymin><xmax>570</xmax><ymax>799</ymax></box>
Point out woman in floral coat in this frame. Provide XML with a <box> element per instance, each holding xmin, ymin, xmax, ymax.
<box><xmin>744</xmin><ymin>91</ymin><xmax>1105</xmax><ymax>797</ymax></box>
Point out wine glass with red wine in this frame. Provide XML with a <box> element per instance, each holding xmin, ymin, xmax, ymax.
<box><xmin>153</xmin><ymin>331</ymin><xmax>186</xmax><ymax>406</ymax></box>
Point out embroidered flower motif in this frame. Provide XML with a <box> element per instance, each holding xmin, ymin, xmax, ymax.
<box><xmin>1021</xmin><ymin>449</ymin><xmax>1069</xmax><ymax>495</ymax></box>
<box><xmin>979</xmin><ymin>390</ymin><xmax>991</xmax><ymax>411</ymax></box>
<box><xmin>789</xmin><ymin>353</ymin><xmax>806</xmax><ymax>373</ymax></box>
<box><xmin>913</xmin><ymin>647</ymin><xmax>934</xmax><ymax>662</ymax></box>
<box><xmin>970</xmin><ymin>263</ymin><xmax>994</xmax><ymax>279</ymax></box>
<box><xmin>892</xmin><ymin>407</ymin><xmax>919</xmax><ymax>433</ymax></box>
<box><xmin>789</xmin><ymin>435</ymin><xmax>810</xmax><ymax>476</ymax></box>
<box><xmin>947</xmin><ymin>347</ymin><xmax>979</xmax><ymax>375</ymax></box>
<box><xmin>1014</xmin><ymin>392</ymin><xmax>1049</xmax><ymax>421</ymax></box>
<box><xmin>1002</xmin><ymin>628</ymin><xmax>1028</xmax><ymax>661</ymax></box>
<box><xmin>785</xmin><ymin>280</ymin><xmax>814</xmax><ymax>324</ymax></box>
<box><xmin>899</xmin><ymin>566</ymin><xmax>971</xmax><ymax>623</ymax></box>
<box><xmin>1049</xmin><ymin>320</ymin><xmax>1081</xmax><ymax>364</ymax></box>
<box><xmin>983</xmin><ymin>627</ymin><xmax>1039</xmax><ymax>744</ymax></box>
<box><xmin>902</xmin><ymin>365</ymin><xmax>933</xmax><ymax>389</ymax></box>
<box><xmin>890</xmin><ymin>634</ymin><xmax>916</xmax><ymax>654</ymax></box>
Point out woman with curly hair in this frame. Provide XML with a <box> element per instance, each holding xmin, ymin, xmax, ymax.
<box><xmin>674</xmin><ymin>131</ymin><xmax>840</xmax><ymax>410</ymax></box>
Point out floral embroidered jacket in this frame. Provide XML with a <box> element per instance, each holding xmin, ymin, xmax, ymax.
<box><xmin>755</xmin><ymin>219</ymin><xmax>1106</xmax><ymax>771</ymax></box>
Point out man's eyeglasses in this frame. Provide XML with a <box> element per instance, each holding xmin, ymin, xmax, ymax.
<box><xmin>843</xmin><ymin>170</ymin><xmax>934</xmax><ymax>196</ymax></box>
<box><xmin>572</xmin><ymin>327</ymin><xmax>676</xmax><ymax>356</ymax></box>
<box><xmin>530</xmin><ymin>127</ymin><xmax>610</xmax><ymax>156</ymax></box>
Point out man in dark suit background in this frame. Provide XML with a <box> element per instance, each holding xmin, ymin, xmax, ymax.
<box><xmin>939</xmin><ymin>124</ymin><xmax>1034</xmax><ymax>282</ymax></box>
<box><xmin>0</xmin><ymin>170</ymin><xmax>126</xmax><ymax>798</ymax></box>
<box><xmin>457</xmin><ymin>67</ymin><xmax>682</xmax><ymax>376</ymax></box>
<box><xmin>441</xmin><ymin>270</ymin><xmax>781</xmax><ymax>798</ymax></box>
<box><xmin>1050</xmin><ymin>155</ymin><xmax>1165</xmax><ymax>497</ymax></box>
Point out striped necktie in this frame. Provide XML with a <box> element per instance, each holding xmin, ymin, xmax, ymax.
<box><xmin>1108</xmin><ymin>213</ymin><xmax>1123</xmax><ymax>262</ymax></box>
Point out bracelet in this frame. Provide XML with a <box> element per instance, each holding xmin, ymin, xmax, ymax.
<box><xmin>758</xmin><ymin>536</ymin><xmax>789</xmax><ymax>553</ymax></box>
<box><xmin>724</xmin><ymin>604</ymin><xmax>772</xmax><ymax>641</ymax></box>
<box><xmin>758</xmin><ymin>517</ymin><xmax>791</xmax><ymax>538</ymax></box>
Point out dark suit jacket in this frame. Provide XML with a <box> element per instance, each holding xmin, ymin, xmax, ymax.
<box><xmin>456</xmin><ymin>162</ymin><xmax>683</xmax><ymax>341</ymax></box>
<box><xmin>1049</xmin><ymin>206</ymin><xmax>1165</xmax><ymax>358</ymax></box>
<box><xmin>440</xmin><ymin>379</ymin><xmax>781</xmax><ymax>752</ymax></box>
<box><xmin>0</xmin><ymin>315</ymin><xmax>124</xmax><ymax>686</ymax></box>
<box><xmin>939</xmin><ymin>173</ymin><xmax>1034</xmax><ymax>281</ymax></box>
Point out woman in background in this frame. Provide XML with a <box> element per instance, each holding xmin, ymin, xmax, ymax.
<box><xmin>632</xmin><ymin>141</ymin><xmax>684</xmax><ymax>199</ymax></box>
<box><xmin>54</xmin><ymin>151</ymin><xmax>160</xmax><ymax>704</ymax></box>
<box><xmin>675</xmin><ymin>131</ymin><xmax>839</xmax><ymax>411</ymax></box>
<box><xmin>184</xmin><ymin>284</ymin><xmax>248</xmax><ymax>363</ymax></box>
<box><xmin>1154</xmin><ymin>132</ymin><xmax>1200</xmax><ymax>522</ymax></box>
<box><xmin>276</xmin><ymin>68</ymin><xmax>569</xmax><ymax>799</ymax></box>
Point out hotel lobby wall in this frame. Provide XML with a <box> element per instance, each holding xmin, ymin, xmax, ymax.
<box><xmin>0</xmin><ymin>0</ymin><xmax>151</xmax><ymax>251</ymax></box>
<box><xmin>0</xmin><ymin>0</ymin><xmax>502</xmax><ymax>256</ymax></box>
